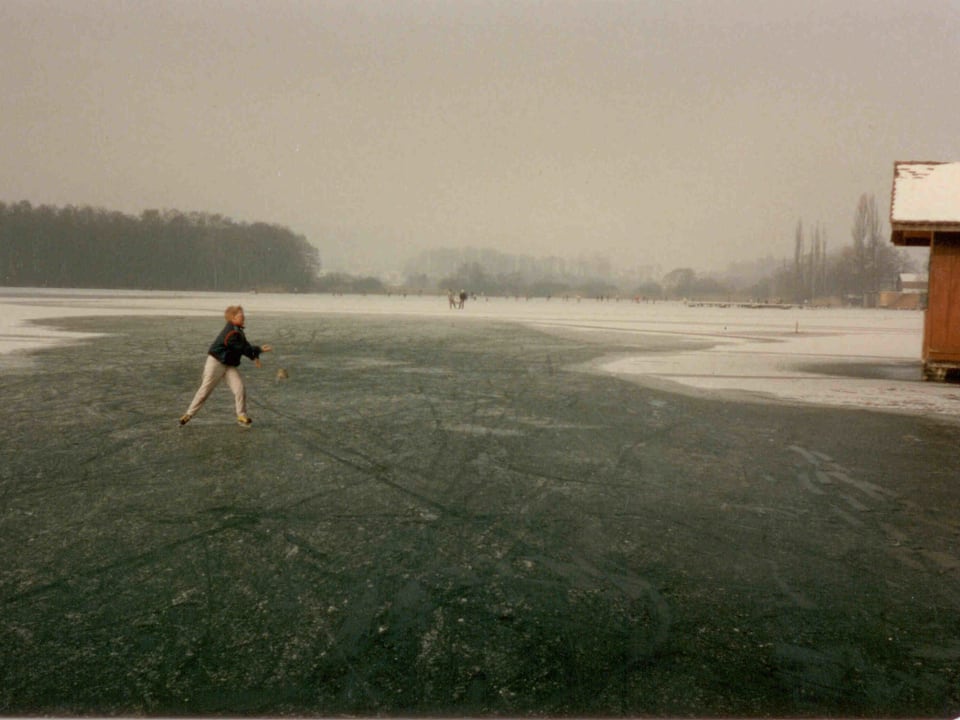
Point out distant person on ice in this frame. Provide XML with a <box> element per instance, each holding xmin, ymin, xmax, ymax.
<box><xmin>179</xmin><ymin>305</ymin><xmax>272</xmax><ymax>426</ymax></box>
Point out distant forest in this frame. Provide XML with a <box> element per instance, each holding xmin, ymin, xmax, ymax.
<box><xmin>0</xmin><ymin>201</ymin><xmax>320</xmax><ymax>291</ymax></box>
<box><xmin>0</xmin><ymin>194</ymin><xmax>920</xmax><ymax>302</ymax></box>
<box><xmin>405</xmin><ymin>194</ymin><xmax>920</xmax><ymax>303</ymax></box>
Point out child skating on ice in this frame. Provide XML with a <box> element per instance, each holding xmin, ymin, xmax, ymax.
<box><xmin>180</xmin><ymin>305</ymin><xmax>272</xmax><ymax>426</ymax></box>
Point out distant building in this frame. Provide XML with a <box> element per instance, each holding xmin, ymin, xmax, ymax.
<box><xmin>896</xmin><ymin>272</ymin><xmax>928</xmax><ymax>293</ymax></box>
<box><xmin>890</xmin><ymin>161</ymin><xmax>960</xmax><ymax>380</ymax></box>
<box><xmin>874</xmin><ymin>272</ymin><xmax>927</xmax><ymax>310</ymax></box>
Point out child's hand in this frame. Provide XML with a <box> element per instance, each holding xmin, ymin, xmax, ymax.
<box><xmin>254</xmin><ymin>358</ymin><xmax>262</xmax><ymax>369</ymax></box>
<box><xmin>262</xmin><ymin>344</ymin><xmax>273</xmax><ymax>353</ymax></box>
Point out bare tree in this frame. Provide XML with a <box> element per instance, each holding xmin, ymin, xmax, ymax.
<box><xmin>851</xmin><ymin>193</ymin><xmax>880</xmax><ymax>296</ymax></box>
<box><xmin>793</xmin><ymin>219</ymin><xmax>804</xmax><ymax>302</ymax></box>
<box><xmin>810</xmin><ymin>223</ymin><xmax>822</xmax><ymax>299</ymax></box>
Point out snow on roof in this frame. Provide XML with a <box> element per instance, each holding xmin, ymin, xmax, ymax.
<box><xmin>890</xmin><ymin>161</ymin><xmax>960</xmax><ymax>227</ymax></box>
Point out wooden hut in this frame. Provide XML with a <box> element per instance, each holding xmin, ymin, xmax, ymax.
<box><xmin>890</xmin><ymin>161</ymin><xmax>960</xmax><ymax>381</ymax></box>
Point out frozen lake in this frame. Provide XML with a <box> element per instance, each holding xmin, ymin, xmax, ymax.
<box><xmin>2</xmin><ymin>286</ymin><xmax>956</xmax><ymax>420</ymax></box>
<box><xmin>3</xmin><ymin>286</ymin><xmax>959</xmax><ymax>715</ymax></box>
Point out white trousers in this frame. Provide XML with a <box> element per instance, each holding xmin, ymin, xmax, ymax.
<box><xmin>185</xmin><ymin>354</ymin><xmax>246</xmax><ymax>417</ymax></box>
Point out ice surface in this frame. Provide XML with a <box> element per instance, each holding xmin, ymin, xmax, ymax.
<box><xmin>1</xmin><ymin>287</ymin><xmax>956</xmax><ymax>419</ymax></box>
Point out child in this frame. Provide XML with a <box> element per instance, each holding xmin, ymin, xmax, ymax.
<box><xmin>179</xmin><ymin>305</ymin><xmax>273</xmax><ymax>426</ymax></box>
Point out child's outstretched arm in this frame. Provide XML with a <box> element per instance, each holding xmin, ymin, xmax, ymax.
<box><xmin>254</xmin><ymin>344</ymin><xmax>273</xmax><ymax>368</ymax></box>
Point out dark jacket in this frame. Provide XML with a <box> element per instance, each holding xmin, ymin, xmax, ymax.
<box><xmin>208</xmin><ymin>322</ymin><xmax>262</xmax><ymax>367</ymax></box>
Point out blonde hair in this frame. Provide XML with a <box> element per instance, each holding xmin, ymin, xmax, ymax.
<box><xmin>224</xmin><ymin>305</ymin><xmax>243</xmax><ymax>321</ymax></box>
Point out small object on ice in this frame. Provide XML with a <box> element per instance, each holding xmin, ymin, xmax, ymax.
<box><xmin>276</xmin><ymin>367</ymin><xmax>289</xmax><ymax>381</ymax></box>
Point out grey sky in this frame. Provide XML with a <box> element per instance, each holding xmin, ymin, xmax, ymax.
<box><xmin>2</xmin><ymin>0</ymin><xmax>956</xmax><ymax>275</ymax></box>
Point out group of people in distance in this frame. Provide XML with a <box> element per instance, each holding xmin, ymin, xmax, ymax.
<box><xmin>447</xmin><ymin>288</ymin><xmax>469</xmax><ymax>309</ymax></box>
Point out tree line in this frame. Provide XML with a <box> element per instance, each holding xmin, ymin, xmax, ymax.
<box><xmin>0</xmin><ymin>201</ymin><xmax>320</xmax><ymax>291</ymax></box>
<box><xmin>755</xmin><ymin>194</ymin><xmax>913</xmax><ymax>304</ymax></box>
<box><xmin>1</xmin><ymin>193</ymin><xmax>918</xmax><ymax>301</ymax></box>
<box><xmin>408</xmin><ymin>193</ymin><xmax>918</xmax><ymax>303</ymax></box>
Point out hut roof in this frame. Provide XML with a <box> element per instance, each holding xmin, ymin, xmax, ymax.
<box><xmin>898</xmin><ymin>272</ymin><xmax>927</xmax><ymax>283</ymax></box>
<box><xmin>890</xmin><ymin>161</ymin><xmax>960</xmax><ymax>245</ymax></box>
<box><xmin>898</xmin><ymin>272</ymin><xmax>928</xmax><ymax>293</ymax></box>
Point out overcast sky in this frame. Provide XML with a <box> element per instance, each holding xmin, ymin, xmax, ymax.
<box><xmin>2</xmin><ymin>0</ymin><xmax>956</xmax><ymax>275</ymax></box>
